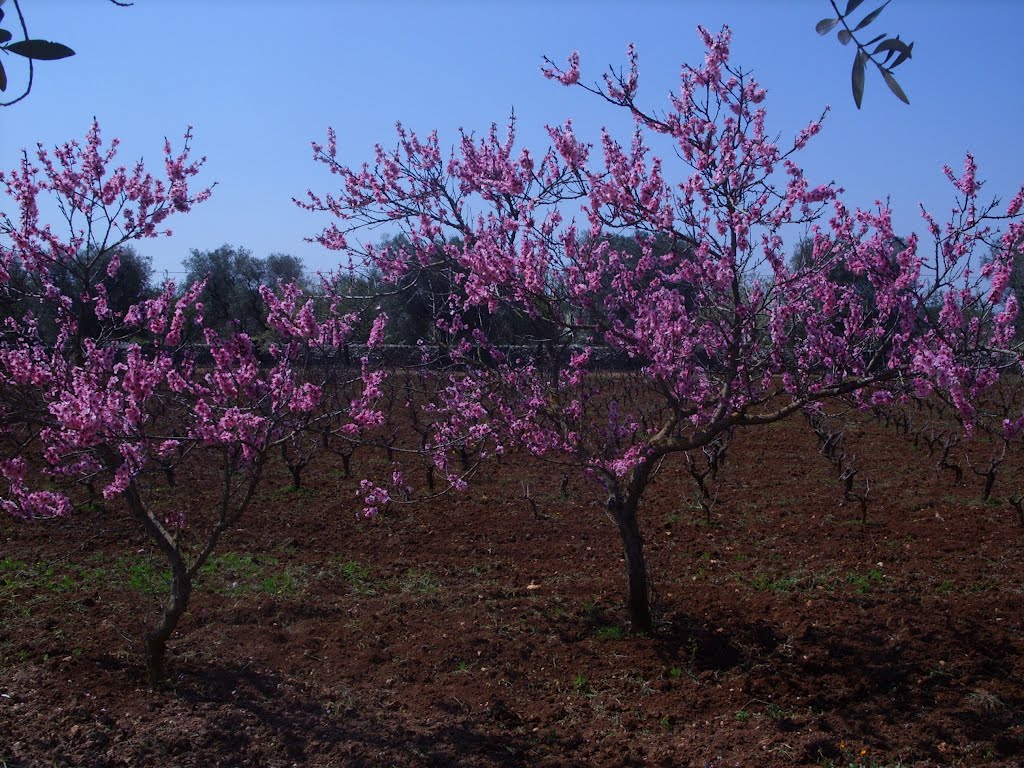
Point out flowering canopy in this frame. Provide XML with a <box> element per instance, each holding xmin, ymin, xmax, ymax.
<box><xmin>0</xmin><ymin>121</ymin><xmax>373</xmax><ymax>519</ymax></box>
<box><xmin>0</xmin><ymin>120</ymin><xmax>391</xmax><ymax>682</ymax></box>
<box><xmin>304</xmin><ymin>26</ymin><xmax>1024</xmax><ymax>491</ymax></box>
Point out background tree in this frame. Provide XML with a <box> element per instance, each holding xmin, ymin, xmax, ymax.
<box><xmin>183</xmin><ymin>245</ymin><xmax>307</xmax><ymax>337</ymax></box>
<box><xmin>265</xmin><ymin>251</ymin><xmax>307</xmax><ymax>289</ymax></box>
<box><xmin>50</xmin><ymin>244</ymin><xmax>152</xmax><ymax>342</ymax></box>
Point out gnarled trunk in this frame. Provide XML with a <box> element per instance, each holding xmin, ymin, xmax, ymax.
<box><xmin>144</xmin><ymin>564</ymin><xmax>191</xmax><ymax>687</ymax></box>
<box><xmin>122</xmin><ymin>478</ymin><xmax>193</xmax><ymax>687</ymax></box>
<box><xmin>608</xmin><ymin>494</ymin><xmax>654</xmax><ymax>634</ymax></box>
<box><xmin>606</xmin><ymin>456</ymin><xmax>657</xmax><ymax>634</ymax></box>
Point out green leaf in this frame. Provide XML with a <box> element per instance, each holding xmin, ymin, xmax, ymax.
<box><xmin>892</xmin><ymin>41</ymin><xmax>914</xmax><ymax>68</ymax></box>
<box><xmin>0</xmin><ymin>29</ymin><xmax>10</xmax><ymax>44</ymax></box>
<box><xmin>844</xmin><ymin>0</ymin><xmax>866</xmax><ymax>14</ymax></box>
<box><xmin>855</xmin><ymin>0</ymin><xmax>890</xmax><ymax>31</ymax></box>
<box><xmin>873</xmin><ymin>37</ymin><xmax>908</xmax><ymax>55</ymax></box>
<box><xmin>816</xmin><ymin>18</ymin><xmax>839</xmax><ymax>35</ymax></box>
<box><xmin>863</xmin><ymin>33</ymin><xmax>886</xmax><ymax>47</ymax></box>
<box><xmin>852</xmin><ymin>50</ymin><xmax>867</xmax><ymax>109</ymax></box>
<box><xmin>5</xmin><ymin>39</ymin><xmax>76</xmax><ymax>61</ymax></box>
<box><xmin>0</xmin><ymin>59</ymin><xmax>6</xmax><ymax>93</ymax></box>
<box><xmin>874</xmin><ymin>37</ymin><xmax>910</xmax><ymax>65</ymax></box>
<box><xmin>838</xmin><ymin>29</ymin><xmax>853</xmax><ymax>45</ymax></box>
<box><xmin>881</xmin><ymin>69</ymin><xmax>909</xmax><ymax>104</ymax></box>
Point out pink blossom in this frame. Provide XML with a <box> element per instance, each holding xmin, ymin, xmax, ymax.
<box><xmin>300</xmin><ymin>23</ymin><xmax>1024</xmax><ymax>503</ymax></box>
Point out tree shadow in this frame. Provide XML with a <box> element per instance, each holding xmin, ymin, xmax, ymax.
<box><xmin>651</xmin><ymin>608</ymin><xmax>1023</xmax><ymax>761</ymax></box>
<box><xmin>652</xmin><ymin>612</ymin><xmax>781</xmax><ymax>674</ymax></box>
<box><xmin>162</xmin><ymin>661</ymin><xmax>566</xmax><ymax>767</ymax></box>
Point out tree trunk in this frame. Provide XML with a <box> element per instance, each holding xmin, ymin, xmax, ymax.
<box><xmin>608</xmin><ymin>495</ymin><xmax>654</xmax><ymax>634</ymax></box>
<box><xmin>144</xmin><ymin>562</ymin><xmax>191</xmax><ymax>687</ymax></box>
<box><xmin>121</xmin><ymin>478</ymin><xmax>194</xmax><ymax>688</ymax></box>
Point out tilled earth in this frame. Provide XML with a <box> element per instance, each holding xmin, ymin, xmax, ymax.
<box><xmin>1</xmin><ymin>414</ymin><xmax>1023</xmax><ymax>767</ymax></box>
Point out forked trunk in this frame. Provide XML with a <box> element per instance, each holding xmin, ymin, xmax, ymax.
<box><xmin>144</xmin><ymin>561</ymin><xmax>191</xmax><ymax>687</ymax></box>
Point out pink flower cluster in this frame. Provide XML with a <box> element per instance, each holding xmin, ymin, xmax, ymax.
<box><xmin>0</xmin><ymin>122</ymin><xmax>375</xmax><ymax>521</ymax></box>
<box><xmin>304</xmin><ymin>25</ymin><xmax>1024</xmax><ymax>492</ymax></box>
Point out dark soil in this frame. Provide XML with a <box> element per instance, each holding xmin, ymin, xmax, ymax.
<box><xmin>2</xmin><ymin>412</ymin><xmax>1023</xmax><ymax>767</ymax></box>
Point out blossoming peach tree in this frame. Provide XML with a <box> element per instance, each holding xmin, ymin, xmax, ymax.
<box><xmin>0</xmin><ymin>122</ymin><xmax>377</xmax><ymax>684</ymax></box>
<box><xmin>303</xmin><ymin>26</ymin><xmax>1024</xmax><ymax>633</ymax></box>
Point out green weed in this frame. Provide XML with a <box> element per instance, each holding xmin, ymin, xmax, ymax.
<box><xmin>194</xmin><ymin>552</ymin><xmax>306</xmax><ymax>596</ymax></box>
<box><xmin>200</xmin><ymin>552</ymin><xmax>268</xmax><ymax>585</ymax></box>
<box><xmin>258</xmin><ymin>570</ymin><xmax>299</xmax><ymax>596</ymax></box>
<box><xmin>400</xmin><ymin>569</ymin><xmax>440</xmax><ymax>595</ymax></box>
<box><xmin>580</xmin><ymin>598</ymin><xmax>600</xmax><ymax>620</ymax></box>
<box><xmin>749</xmin><ymin>572</ymin><xmax>801</xmax><ymax>593</ymax></box>
<box><xmin>116</xmin><ymin>558</ymin><xmax>171</xmax><ymax>596</ymax></box>
<box><xmin>572</xmin><ymin>673</ymin><xmax>590</xmax><ymax>694</ymax></box>
<box><xmin>845</xmin><ymin>568</ymin><xmax>883</xmax><ymax>594</ymax></box>
<box><xmin>594</xmin><ymin>624</ymin><xmax>624</xmax><ymax>641</ymax></box>
<box><xmin>320</xmin><ymin>557</ymin><xmax>377</xmax><ymax>594</ymax></box>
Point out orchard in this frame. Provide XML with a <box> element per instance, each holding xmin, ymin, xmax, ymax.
<box><xmin>2</xmin><ymin>22</ymin><xmax>1023</xmax><ymax>768</ymax></box>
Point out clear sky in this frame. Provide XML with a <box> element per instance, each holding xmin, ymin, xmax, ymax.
<box><xmin>2</xmin><ymin>0</ymin><xmax>1022</xmax><ymax>279</ymax></box>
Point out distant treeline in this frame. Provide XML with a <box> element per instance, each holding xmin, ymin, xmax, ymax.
<box><xmin>8</xmin><ymin>233</ymin><xmax>1020</xmax><ymax>356</ymax></box>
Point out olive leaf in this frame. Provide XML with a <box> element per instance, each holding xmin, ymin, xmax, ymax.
<box><xmin>816</xmin><ymin>18</ymin><xmax>840</xmax><ymax>35</ymax></box>
<box><xmin>852</xmin><ymin>50</ymin><xmax>867</xmax><ymax>109</ymax></box>
<box><xmin>5</xmin><ymin>39</ymin><xmax>76</xmax><ymax>60</ymax></box>
<box><xmin>855</xmin><ymin>0</ymin><xmax>891</xmax><ymax>31</ymax></box>
<box><xmin>881</xmin><ymin>69</ymin><xmax>909</xmax><ymax>104</ymax></box>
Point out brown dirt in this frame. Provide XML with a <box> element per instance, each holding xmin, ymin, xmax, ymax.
<box><xmin>1</xmin><ymin>412</ymin><xmax>1023</xmax><ymax>767</ymax></box>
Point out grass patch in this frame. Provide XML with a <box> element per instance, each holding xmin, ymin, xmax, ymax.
<box><xmin>199</xmin><ymin>551</ymin><xmax>268</xmax><ymax>586</ymax></box>
<box><xmin>744</xmin><ymin>567</ymin><xmax>840</xmax><ymax>594</ymax></box>
<box><xmin>750</xmin><ymin>572</ymin><xmax>802</xmax><ymax>593</ymax></box>
<box><xmin>845</xmin><ymin>568</ymin><xmax>884</xmax><ymax>594</ymax></box>
<box><xmin>594</xmin><ymin>624</ymin><xmax>624</xmax><ymax>641</ymax></box>
<box><xmin>1</xmin><ymin>557</ymin><xmax>113</xmax><ymax>598</ymax></box>
<box><xmin>0</xmin><ymin>556</ymin><xmax>29</xmax><ymax>581</ymax></box>
<box><xmin>258</xmin><ymin>570</ymin><xmax>300</xmax><ymax>596</ymax></box>
<box><xmin>400</xmin><ymin>569</ymin><xmax>440</xmax><ymax>595</ymax></box>
<box><xmin>199</xmin><ymin>552</ymin><xmax>308</xmax><ymax>596</ymax></box>
<box><xmin>320</xmin><ymin>557</ymin><xmax>378</xmax><ymax>595</ymax></box>
<box><xmin>114</xmin><ymin>557</ymin><xmax>171</xmax><ymax>596</ymax></box>
<box><xmin>0</xmin><ymin>551</ymin><xmax>308</xmax><ymax>599</ymax></box>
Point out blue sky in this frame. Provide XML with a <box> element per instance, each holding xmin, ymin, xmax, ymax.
<box><xmin>2</xmin><ymin>0</ymin><xmax>1022</xmax><ymax>279</ymax></box>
